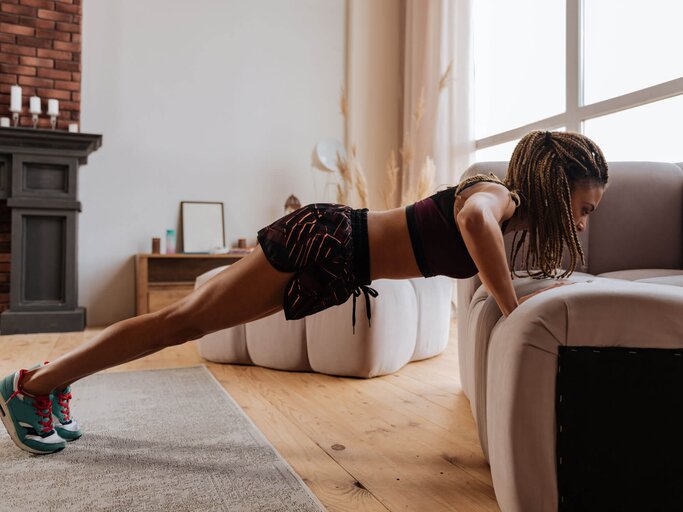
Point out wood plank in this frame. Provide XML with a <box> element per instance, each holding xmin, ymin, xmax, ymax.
<box><xmin>0</xmin><ymin>332</ymin><xmax>61</xmax><ymax>371</ymax></box>
<box><xmin>223</xmin><ymin>364</ymin><xmax>498</xmax><ymax>511</ymax></box>
<box><xmin>211</xmin><ymin>364</ymin><xmax>391</xmax><ymax>512</ymax></box>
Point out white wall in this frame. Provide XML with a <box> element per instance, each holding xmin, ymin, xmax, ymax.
<box><xmin>80</xmin><ymin>0</ymin><xmax>345</xmax><ymax>325</ymax></box>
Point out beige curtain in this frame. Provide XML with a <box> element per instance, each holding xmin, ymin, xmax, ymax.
<box><xmin>400</xmin><ymin>0</ymin><xmax>474</xmax><ymax>201</ymax></box>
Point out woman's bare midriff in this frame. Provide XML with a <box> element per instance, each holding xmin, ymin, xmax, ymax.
<box><xmin>365</xmin><ymin>182</ymin><xmax>515</xmax><ymax>282</ymax></box>
<box><xmin>367</xmin><ymin>208</ymin><xmax>423</xmax><ymax>281</ymax></box>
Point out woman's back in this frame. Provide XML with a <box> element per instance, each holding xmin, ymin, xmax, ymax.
<box><xmin>367</xmin><ymin>180</ymin><xmax>515</xmax><ymax>281</ymax></box>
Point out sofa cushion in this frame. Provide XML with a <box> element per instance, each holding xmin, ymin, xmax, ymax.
<box><xmin>635</xmin><ymin>275</ymin><xmax>683</xmax><ymax>288</ymax></box>
<box><xmin>597</xmin><ymin>268</ymin><xmax>683</xmax><ymax>281</ymax></box>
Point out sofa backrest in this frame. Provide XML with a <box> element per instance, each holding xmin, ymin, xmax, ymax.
<box><xmin>587</xmin><ymin>162</ymin><xmax>683</xmax><ymax>274</ymax></box>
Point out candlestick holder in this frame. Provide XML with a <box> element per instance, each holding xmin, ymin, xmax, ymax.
<box><xmin>31</xmin><ymin>114</ymin><xmax>39</xmax><ymax>129</ymax></box>
<box><xmin>11</xmin><ymin>112</ymin><xmax>19</xmax><ymax>127</ymax></box>
<box><xmin>49</xmin><ymin>115</ymin><xmax>57</xmax><ymax>130</ymax></box>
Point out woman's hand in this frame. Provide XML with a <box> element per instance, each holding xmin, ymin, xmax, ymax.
<box><xmin>518</xmin><ymin>281</ymin><xmax>574</xmax><ymax>305</ymax></box>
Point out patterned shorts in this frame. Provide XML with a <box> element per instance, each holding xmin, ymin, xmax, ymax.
<box><xmin>256</xmin><ymin>203</ymin><xmax>377</xmax><ymax>331</ymax></box>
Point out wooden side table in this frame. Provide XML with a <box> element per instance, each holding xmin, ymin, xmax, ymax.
<box><xmin>135</xmin><ymin>253</ymin><xmax>247</xmax><ymax>315</ymax></box>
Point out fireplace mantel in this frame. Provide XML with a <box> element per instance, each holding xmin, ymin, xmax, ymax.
<box><xmin>0</xmin><ymin>127</ymin><xmax>102</xmax><ymax>334</ymax></box>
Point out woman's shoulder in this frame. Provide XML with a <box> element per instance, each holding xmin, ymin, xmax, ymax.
<box><xmin>455</xmin><ymin>173</ymin><xmax>521</xmax><ymax>207</ymax></box>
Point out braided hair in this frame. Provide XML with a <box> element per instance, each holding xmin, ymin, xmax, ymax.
<box><xmin>457</xmin><ymin>130</ymin><xmax>608</xmax><ymax>279</ymax></box>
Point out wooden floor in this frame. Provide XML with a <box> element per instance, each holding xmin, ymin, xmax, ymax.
<box><xmin>0</xmin><ymin>315</ymin><xmax>500</xmax><ymax>512</ymax></box>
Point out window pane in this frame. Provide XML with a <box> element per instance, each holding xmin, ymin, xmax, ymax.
<box><xmin>474</xmin><ymin>0</ymin><xmax>565</xmax><ymax>138</ymax></box>
<box><xmin>583</xmin><ymin>95</ymin><xmax>683</xmax><ymax>161</ymax></box>
<box><xmin>475</xmin><ymin>128</ymin><xmax>566</xmax><ymax>162</ymax></box>
<box><xmin>584</xmin><ymin>0</ymin><xmax>683</xmax><ymax>105</ymax></box>
<box><xmin>475</xmin><ymin>139</ymin><xmax>520</xmax><ymax>162</ymax></box>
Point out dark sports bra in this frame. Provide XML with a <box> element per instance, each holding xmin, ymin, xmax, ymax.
<box><xmin>404</xmin><ymin>184</ymin><xmax>512</xmax><ymax>279</ymax></box>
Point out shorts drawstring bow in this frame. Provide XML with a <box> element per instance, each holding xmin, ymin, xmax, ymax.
<box><xmin>352</xmin><ymin>284</ymin><xmax>379</xmax><ymax>334</ymax></box>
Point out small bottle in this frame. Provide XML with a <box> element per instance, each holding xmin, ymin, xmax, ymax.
<box><xmin>165</xmin><ymin>229</ymin><xmax>176</xmax><ymax>254</ymax></box>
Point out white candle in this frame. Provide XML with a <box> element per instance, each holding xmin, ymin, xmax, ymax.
<box><xmin>0</xmin><ymin>117</ymin><xmax>9</xmax><ymax>128</ymax></box>
<box><xmin>47</xmin><ymin>99</ymin><xmax>59</xmax><ymax>116</ymax></box>
<box><xmin>68</xmin><ymin>123</ymin><xmax>79</xmax><ymax>133</ymax></box>
<box><xmin>29</xmin><ymin>96</ymin><xmax>41</xmax><ymax>114</ymax></box>
<box><xmin>10</xmin><ymin>85</ymin><xmax>21</xmax><ymax>112</ymax></box>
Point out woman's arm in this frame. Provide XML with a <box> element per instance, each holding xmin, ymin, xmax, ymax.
<box><xmin>456</xmin><ymin>186</ymin><xmax>518</xmax><ymax>317</ymax></box>
<box><xmin>459</xmin><ymin>210</ymin><xmax>518</xmax><ymax>317</ymax></box>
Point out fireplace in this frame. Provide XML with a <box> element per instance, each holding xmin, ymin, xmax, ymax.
<box><xmin>0</xmin><ymin>127</ymin><xmax>101</xmax><ymax>334</ymax></box>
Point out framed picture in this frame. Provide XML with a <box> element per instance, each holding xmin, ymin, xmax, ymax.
<box><xmin>180</xmin><ymin>201</ymin><xmax>225</xmax><ymax>253</ymax></box>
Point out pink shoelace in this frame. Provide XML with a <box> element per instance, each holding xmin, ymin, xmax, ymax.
<box><xmin>32</xmin><ymin>394</ymin><xmax>54</xmax><ymax>434</ymax></box>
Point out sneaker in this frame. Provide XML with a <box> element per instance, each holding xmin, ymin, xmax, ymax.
<box><xmin>51</xmin><ymin>385</ymin><xmax>81</xmax><ymax>441</ymax></box>
<box><xmin>26</xmin><ymin>361</ymin><xmax>82</xmax><ymax>442</ymax></box>
<box><xmin>0</xmin><ymin>369</ymin><xmax>66</xmax><ymax>454</ymax></box>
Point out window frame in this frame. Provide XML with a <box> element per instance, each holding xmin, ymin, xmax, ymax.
<box><xmin>475</xmin><ymin>0</ymin><xmax>683</xmax><ymax>152</ymax></box>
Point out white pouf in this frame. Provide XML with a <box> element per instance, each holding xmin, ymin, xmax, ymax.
<box><xmin>194</xmin><ymin>266</ymin><xmax>453</xmax><ymax>378</ymax></box>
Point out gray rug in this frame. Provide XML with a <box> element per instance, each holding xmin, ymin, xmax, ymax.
<box><xmin>0</xmin><ymin>365</ymin><xmax>326</xmax><ymax>512</ymax></box>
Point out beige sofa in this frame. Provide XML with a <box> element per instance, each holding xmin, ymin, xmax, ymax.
<box><xmin>457</xmin><ymin>161</ymin><xmax>683</xmax><ymax>511</ymax></box>
<box><xmin>194</xmin><ymin>269</ymin><xmax>454</xmax><ymax>378</ymax></box>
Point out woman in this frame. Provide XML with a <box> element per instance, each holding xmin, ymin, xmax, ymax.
<box><xmin>0</xmin><ymin>130</ymin><xmax>608</xmax><ymax>454</ymax></box>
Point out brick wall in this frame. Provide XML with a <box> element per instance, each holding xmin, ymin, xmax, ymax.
<box><xmin>0</xmin><ymin>0</ymin><xmax>81</xmax><ymax>129</ymax></box>
<box><xmin>0</xmin><ymin>0</ymin><xmax>82</xmax><ymax>314</ymax></box>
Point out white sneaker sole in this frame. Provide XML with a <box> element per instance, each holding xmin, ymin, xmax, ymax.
<box><xmin>0</xmin><ymin>396</ymin><xmax>64</xmax><ymax>455</ymax></box>
<box><xmin>52</xmin><ymin>414</ymin><xmax>82</xmax><ymax>441</ymax></box>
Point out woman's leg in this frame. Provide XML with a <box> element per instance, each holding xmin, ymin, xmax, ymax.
<box><xmin>20</xmin><ymin>246</ymin><xmax>294</xmax><ymax>396</ymax></box>
<box><xmin>56</xmin><ymin>303</ymin><xmax>285</xmax><ymax>388</ymax></box>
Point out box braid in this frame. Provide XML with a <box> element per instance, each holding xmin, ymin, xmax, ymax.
<box><xmin>504</xmin><ymin>130</ymin><xmax>608</xmax><ymax>279</ymax></box>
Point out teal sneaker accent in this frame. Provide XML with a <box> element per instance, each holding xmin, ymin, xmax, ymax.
<box><xmin>51</xmin><ymin>385</ymin><xmax>81</xmax><ymax>441</ymax></box>
<box><xmin>0</xmin><ymin>369</ymin><xmax>66</xmax><ymax>454</ymax></box>
<box><xmin>26</xmin><ymin>361</ymin><xmax>82</xmax><ymax>442</ymax></box>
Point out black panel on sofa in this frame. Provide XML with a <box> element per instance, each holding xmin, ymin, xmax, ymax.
<box><xmin>556</xmin><ymin>346</ymin><xmax>683</xmax><ymax>512</ymax></box>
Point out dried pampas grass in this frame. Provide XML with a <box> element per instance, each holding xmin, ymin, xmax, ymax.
<box><xmin>339</xmin><ymin>85</ymin><xmax>348</xmax><ymax>119</ymax></box>
<box><xmin>335</xmin><ymin>151</ymin><xmax>352</xmax><ymax>205</ymax></box>
<box><xmin>413</xmin><ymin>86</ymin><xmax>425</xmax><ymax>128</ymax></box>
<box><xmin>438</xmin><ymin>61</ymin><xmax>453</xmax><ymax>92</ymax></box>
<box><xmin>352</xmin><ymin>146</ymin><xmax>369</xmax><ymax>209</ymax></box>
<box><xmin>400</xmin><ymin>130</ymin><xmax>415</xmax><ymax>169</ymax></box>
<box><xmin>336</xmin><ymin>182</ymin><xmax>346</xmax><ymax>205</ymax></box>
<box><xmin>329</xmin><ymin>59</ymin><xmax>452</xmax><ymax>210</ymax></box>
<box><xmin>415</xmin><ymin>156</ymin><xmax>436</xmax><ymax>200</ymax></box>
<box><xmin>382</xmin><ymin>150</ymin><xmax>400</xmax><ymax>210</ymax></box>
<box><xmin>400</xmin><ymin>156</ymin><xmax>436</xmax><ymax>207</ymax></box>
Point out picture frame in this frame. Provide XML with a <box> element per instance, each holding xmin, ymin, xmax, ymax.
<box><xmin>180</xmin><ymin>201</ymin><xmax>225</xmax><ymax>253</ymax></box>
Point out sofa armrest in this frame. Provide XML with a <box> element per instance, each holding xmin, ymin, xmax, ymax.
<box><xmin>486</xmin><ymin>279</ymin><xmax>683</xmax><ymax>512</ymax></box>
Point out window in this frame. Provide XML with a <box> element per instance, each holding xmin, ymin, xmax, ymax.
<box><xmin>473</xmin><ymin>0</ymin><xmax>683</xmax><ymax>162</ymax></box>
<box><xmin>474</xmin><ymin>139</ymin><xmax>520</xmax><ymax>162</ymax></box>
<box><xmin>584</xmin><ymin>95</ymin><xmax>683</xmax><ymax>162</ymax></box>
<box><xmin>473</xmin><ymin>0</ymin><xmax>565</xmax><ymax>139</ymax></box>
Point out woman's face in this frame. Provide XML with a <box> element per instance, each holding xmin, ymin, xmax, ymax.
<box><xmin>570</xmin><ymin>181</ymin><xmax>605</xmax><ymax>233</ymax></box>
